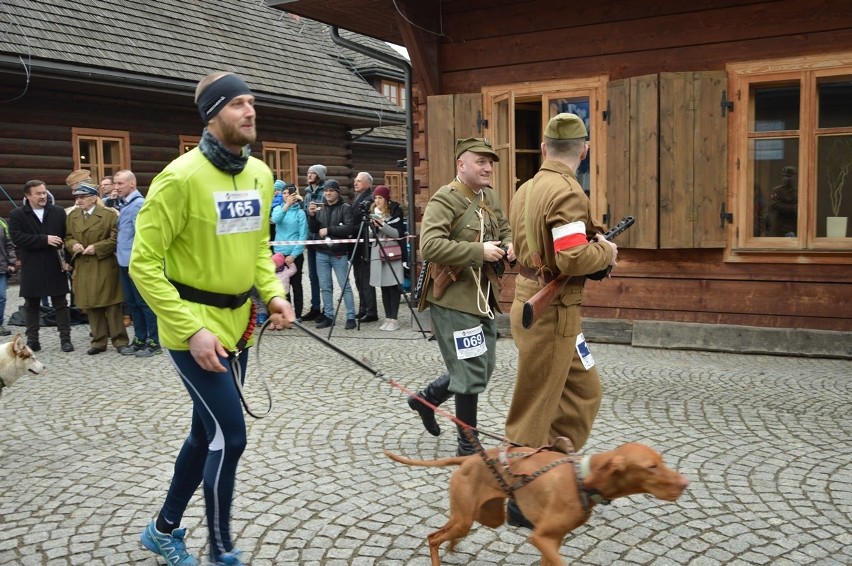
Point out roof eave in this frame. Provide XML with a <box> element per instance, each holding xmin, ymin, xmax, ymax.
<box><xmin>0</xmin><ymin>56</ymin><xmax>405</xmax><ymax>128</ymax></box>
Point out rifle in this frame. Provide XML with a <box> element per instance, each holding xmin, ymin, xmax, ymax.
<box><xmin>521</xmin><ymin>216</ymin><xmax>635</xmax><ymax>329</ymax></box>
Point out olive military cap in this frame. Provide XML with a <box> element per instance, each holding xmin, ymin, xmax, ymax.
<box><xmin>544</xmin><ymin>113</ymin><xmax>588</xmax><ymax>140</ymax></box>
<box><xmin>454</xmin><ymin>137</ymin><xmax>500</xmax><ymax>161</ymax></box>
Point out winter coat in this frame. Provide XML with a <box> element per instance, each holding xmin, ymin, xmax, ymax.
<box><xmin>369</xmin><ymin>200</ymin><xmax>404</xmax><ymax>287</ymax></box>
<box><xmin>8</xmin><ymin>201</ymin><xmax>69</xmax><ymax>298</ymax></box>
<box><xmin>271</xmin><ymin>202</ymin><xmax>308</xmax><ymax>258</ymax></box>
<box><xmin>0</xmin><ymin>218</ymin><xmax>17</xmax><ymax>274</ymax></box>
<box><xmin>64</xmin><ymin>206</ymin><xmax>124</xmax><ymax>308</ymax></box>
<box><xmin>307</xmin><ymin>199</ymin><xmax>355</xmax><ymax>256</ymax></box>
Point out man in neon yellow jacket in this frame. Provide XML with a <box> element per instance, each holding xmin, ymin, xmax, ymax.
<box><xmin>132</xmin><ymin>72</ymin><xmax>294</xmax><ymax>566</ymax></box>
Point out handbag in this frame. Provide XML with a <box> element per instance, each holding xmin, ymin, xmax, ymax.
<box><xmin>379</xmin><ymin>241</ymin><xmax>403</xmax><ymax>262</ymax></box>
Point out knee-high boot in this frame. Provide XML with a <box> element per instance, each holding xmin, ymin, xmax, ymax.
<box><xmin>455</xmin><ymin>393</ymin><xmax>479</xmax><ymax>456</ymax></box>
<box><xmin>407</xmin><ymin>372</ymin><xmax>452</xmax><ymax>436</ymax></box>
<box><xmin>23</xmin><ymin>299</ymin><xmax>41</xmax><ymax>346</ymax></box>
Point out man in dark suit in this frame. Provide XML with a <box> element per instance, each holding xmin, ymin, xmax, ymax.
<box><xmin>8</xmin><ymin>180</ymin><xmax>74</xmax><ymax>352</ymax></box>
<box><xmin>351</xmin><ymin>171</ymin><xmax>378</xmax><ymax>323</ymax></box>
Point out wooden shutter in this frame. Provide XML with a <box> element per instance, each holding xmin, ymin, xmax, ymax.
<box><xmin>606</xmin><ymin>75</ymin><xmax>659</xmax><ymax>249</ymax></box>
<box><xmin>426</xmin><ymin>94</ymin><xmax>482</xmax><ymax>196</ymax></box>
<box><xmin>660</xmin><ymin>71</ymin><xmax>727</xmax><ymax>248</ymax></box>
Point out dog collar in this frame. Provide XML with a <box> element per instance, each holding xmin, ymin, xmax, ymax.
<box><xmin>575</xmin><ymin>455</ymin><xmax>611</xmax><ymax>508</ymax></box>
<box><xmin>579</xmin><ymin>455</ymin><xmax>592</xmax><ymax>479</ymax></box>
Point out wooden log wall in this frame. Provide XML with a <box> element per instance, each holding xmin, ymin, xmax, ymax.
<box><xmin>0</xmin><ymin>75</ymin><xmax>371</xmax><ymax>215</ymax></box>
<box><xmin>495</xmin><ymin>249</ymin><xmax>852</xmax><ymax>331</ymax></box>
<box><xmin>437</xmin><ymin>0</ymin><xmax>852</xmax><ymax>92</ymax></box>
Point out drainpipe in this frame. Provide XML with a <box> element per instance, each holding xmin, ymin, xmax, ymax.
<box><xmin>329</xmin><ymin>26</ymin><xmax>417</xmax><ymax>277</ymax></box>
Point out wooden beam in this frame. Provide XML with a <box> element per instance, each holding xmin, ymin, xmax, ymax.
<box><xmin>394</xmin><ymin>1</ymin><xmax>441</xmax><ymax>96</ymax></box>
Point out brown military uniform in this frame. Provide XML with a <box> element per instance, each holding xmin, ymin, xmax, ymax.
<box><xmin>504</xmin><ymin>158</ymin><xmax>612</xmax><ymax>450</ymax></box>
<box><xmin>65</xmin><ymin>206</ymin><xmax>129</xmax><ymax>350</ymax></box>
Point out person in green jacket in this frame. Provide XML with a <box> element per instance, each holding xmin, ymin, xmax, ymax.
<box><xmin>407</xmin><ymin>137</ymin><xmax>514</xmax><ymax>456</ymax></box>
<box><xmin>133</xmin><ymin>72</ymin><xmax>294</xmax><ymax>566</ymax></box>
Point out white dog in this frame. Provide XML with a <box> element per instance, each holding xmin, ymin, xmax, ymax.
<box><xmin>0</xmin><ymin>333</ymin><xmax>45</xmax><ymax>398</ymax></box>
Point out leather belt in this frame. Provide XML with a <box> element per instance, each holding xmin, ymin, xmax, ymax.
<box><xmin>519</xmin><ymin>265</ymin><xmax>555</xmax><ymax>284</ymax></box>
<box><xmin>169</xmin><ymin>279</ymin><xmax>251</xmax><ymax>310</ymax></box>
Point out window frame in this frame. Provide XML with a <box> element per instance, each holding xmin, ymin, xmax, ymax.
<box><xmin>261</xmin><ymin>142</ymin><xmax>299</xmax><ymax>185</ymax></box>
<box><xmin>482</xmin><ymin>76</ymin><xmax>608</xmax><ymax>219</ymax></box>
<box><xmin>728</xmin><ymin>52</ymin><xmax>852</xmax><ymax>262</ymax></box>
<box><xmin>179</xmin><ymin>135</ymin><xmax>200</xmax><ymax>154</ymax></box>
<box><xmin>381</xmin><ymin>79</ymin><xmax>405</xmax><ymax>108</ymax></box>
<box><xmin>71</xmin><ymin>127</ymin><xmax>131</xmax><ymax>182</ymax></box>
<box><xmin>383</xmin><ymin>170</ymin><xmax>407</xmax><ymax>206</ymax></box>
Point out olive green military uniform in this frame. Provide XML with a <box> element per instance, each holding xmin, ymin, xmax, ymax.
<box><xmin>420</xmin><ymin>178</ymin><xmax>512</xmax><ymax>394</ymax></box>
<box><xmin>504</xmin><ymin>118</ymin><xmax>613</xmax><ymax>451</ymax></box>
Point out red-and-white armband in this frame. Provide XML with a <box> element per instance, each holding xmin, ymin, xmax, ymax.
<box><xmin>552</xmin><ymin>221</ymin><xmax>587</xmax><ymax>253</ymax></box>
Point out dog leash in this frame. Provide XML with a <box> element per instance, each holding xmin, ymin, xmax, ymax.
<box><xmin>229</xmin><ymin>306</ymin><xmax>274</xmax><ymax>419</ymax></box>
<box><xmin>290</xmin><ymin>320</ymin><xmax>511</xmax><ymax>445</ymax></box>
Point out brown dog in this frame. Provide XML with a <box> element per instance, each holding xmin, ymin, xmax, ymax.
<box><xmin>385</xmin><ymin>442</ymin><xmax>688</xmax><ymax>566</ymax></box>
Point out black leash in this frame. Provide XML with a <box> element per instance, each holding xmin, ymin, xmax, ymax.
<box><xmin>290</xmin><ymin>320</ymin><xmax>511</xmax><ymax>444</ymax></box>
<box><xmin>231</xmin><ymin>317</ymin><xmax>274</xmax><ymax>419</ymax></box>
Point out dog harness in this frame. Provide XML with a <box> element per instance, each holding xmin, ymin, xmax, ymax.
<box><xmin>467</xmin><ymin>431</ymin><xmax>612</xmax><ymax>518</ymax></box>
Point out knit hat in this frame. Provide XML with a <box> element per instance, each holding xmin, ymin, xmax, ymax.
<box><xmin>307</xmin><ymin>164</ymin><xmax>327</xmax><ymax>181</ymax></box>
<box><xmin>322</xmin><ymin>179</ymin><xmax>340</xmax><ymax>192</ymax></box>
<box><xmin>271</xmin><ymin>252</ymin><xmax>286</xmax><ymax>269</ymax></box>
<box><xmin>373</xmin><ymin>185</ymin><xmax>390</xmax><ymax>200</ymax></box>
<box><xmin>273</xmin><ymin>180</ymin><xmax>286</xmax><ymax>192</ymax></box>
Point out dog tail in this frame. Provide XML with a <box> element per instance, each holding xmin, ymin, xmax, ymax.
<box><xmin>383</xmin><ymin>450</ymin><xmax>469</xmax><ymax>468</ymax></box>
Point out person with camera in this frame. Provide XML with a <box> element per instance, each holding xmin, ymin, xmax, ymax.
<box><xmin>307</xmin><ymin>179</ymin><xmax>357</xmax><ymax>329</ymax></box>
<box><xmin>301</xmin><ymin>164</ymin><xmax>327</xmax><ymax>322</ymax></box>
<box><xmin>406</xmin><ymin>137</ymin><xmax>514</xmax><ymax>456</ymax></box>
<box><xmin>351</xmin><ymin>171</ymin><xmax>378</xmax><ymax>323</ymax></box>
<box><xmin>368</xmin><ymin>185</ymin><xmax>404</xmax><ymax>331</ymax></box>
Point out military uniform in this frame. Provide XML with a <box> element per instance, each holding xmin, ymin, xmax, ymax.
<box><xmin>408</xmin><ymin>137</ymin><xmax>512</xmax><ymax>455</ymax></box>
<box><xmin>504</xmin><ymin>114</ymin><xmax>613</xmax><ymax>452</ymax></box>
<box><xmin>420</xmin><ymin>177</ymin><xmax>511</xmax><ymax>394</ymax></box>
<box><xmin>65</xmin><ymin>185</ymin><xmax>129</xmax><ymax>352</ymax></box>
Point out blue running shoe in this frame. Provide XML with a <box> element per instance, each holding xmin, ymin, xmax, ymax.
<box><xmin>209</xmin><ymin>549</ymin><xmax>244</xmax><ymax>565</ymax></box>
<box><xmin>140</xmin><ymin>520</ymin><xmax>199</xmax><ymax>566</ymax></box>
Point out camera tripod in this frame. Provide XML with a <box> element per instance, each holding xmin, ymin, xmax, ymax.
<box><xmin>328</xmin><ymin>213</ymin><xmax>428</xmax><ymax>340</ymax></box>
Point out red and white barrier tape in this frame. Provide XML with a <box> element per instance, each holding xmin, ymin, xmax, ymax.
<box><xmin>269</xmin><ymin>234</ymin><xmax>415</xmax><ymax>247</ymax></box>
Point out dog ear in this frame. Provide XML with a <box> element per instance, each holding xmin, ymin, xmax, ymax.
<box><xmin>609</xmin><ymin>455</ymin><xmax>627</xmax><ymax>473</ymax></box>
<box><xmin>12</xmin><ymin>333</ymin><xmax>25</xmax><ymax>354</ymax></box>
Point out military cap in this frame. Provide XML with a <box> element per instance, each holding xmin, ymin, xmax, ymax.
<box><xmin>454</xmin><ymin>137</ymin><xmax>499</xmax><ymax>161</ymax></box>
<box><xmin>71</xmin><ymin>183</ymin><xmax>99</xmax><ymax>197</ymax></box>
<box><xmin>544</xmin><ymin>113</ymin><xmax>588</xmax><ymax>140</ymax></box>
<box><xmin>65</xmin><ymin>169</ymin><xmax>92</xmax><ymax>187</ymax></box>
<box><xmin>782</xmin><ymin>166</ymin><xmax>797</xmax><ymax>176</ymax></box>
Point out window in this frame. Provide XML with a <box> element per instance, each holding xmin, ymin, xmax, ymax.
<box><xmin>262</xmin><ymin>143</ymin><xmax>298</xmax><ymax>184</ymax></box>
<box><xmin>483</xmin><ymin>77</ymin><xmax>608</xmax><ymax>217</ymax></box>
<box><xmin>384</xmin><ymin>171</ymin><xmax>407</xmax><ymax>205</ymax></box>
<box><xmin>179</xmin><ymin>135</ymin><xmax>200</xmax><ymax>154</ymax></box>
<box><xmin>381</xmin><ymin>80</ymin><xmax>406</xmax><ymax>108</ymax></box>
<box><xmin>730</xmin><ymin>53</ymin><xmax>852</xmax><ymax>253</ymax></box>
<box><xmin>72</xmin><ymin>128</ymin><xmax>130</xmax><ymax>181</ymax></box>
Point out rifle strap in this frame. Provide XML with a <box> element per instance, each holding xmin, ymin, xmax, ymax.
<box><xmin>521</xmin><ymin>177</ymin><xmax>551</xmax><ymax>286</ymax></box>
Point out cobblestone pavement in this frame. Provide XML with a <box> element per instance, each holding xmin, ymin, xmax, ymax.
<box><xmin>0</xmin><ymin>285</ymin><xmax>849</xmax><ymax>565</ymax></box>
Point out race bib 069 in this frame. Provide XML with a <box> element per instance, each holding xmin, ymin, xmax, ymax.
<box><xmin>215</xmin><ymin>190</ymin><xmax>262</xmax><ymax>235</ymax></box>
<box><xmin>453</xmin><ymin>325</ymin><xmax>487</xmax><ymax>360</ymax></box>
